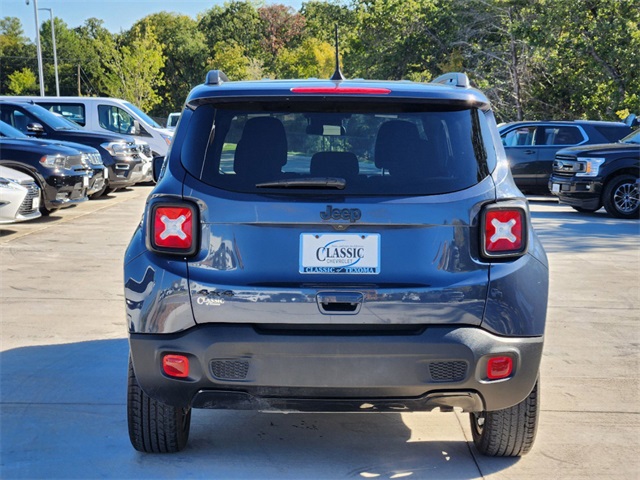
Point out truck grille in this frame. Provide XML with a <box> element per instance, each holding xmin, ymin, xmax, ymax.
<box><xmin>65</xmin><ymin>154</ymin><xmax>85</xmax><ymax>168</ymax></box>
<box><xmin>17</xmin><ymin>183</ymin><xmax>40</xmax><ymax>215</ymax></box>
<box><xmin>553</xmin><ymin>154</ymin><xmax>581</xmax><ymax>177</ymax></box>
<box><xmin>429</xmin><ymin>361</ymin><xmax>467</xmax><ymax>382</ymax></box>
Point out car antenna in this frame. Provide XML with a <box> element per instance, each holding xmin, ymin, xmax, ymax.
<box><xmin>330</xmin><ymin>24</ymin><xmax>345</xmax><ymax>81</ymax></box>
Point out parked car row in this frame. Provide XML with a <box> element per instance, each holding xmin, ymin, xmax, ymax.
<box><xmin>499</xmin><ymin>119</ymin><xmax>639</xmax><ymax>218</ymax></box>
<box><xmin>0</xmin><ymin>99</ymin><xmax>161</xmax><ymax>222</ymax></box>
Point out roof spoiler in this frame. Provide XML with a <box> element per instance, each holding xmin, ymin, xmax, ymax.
<box><xmin>431</xmin><ymin>72</ymin><xmax>470</xmax><ymax>88</ymax></box>
<box><xmin>205</xmin><ymin>70</ymin><xmax>229</xmax><ymax>86</ymax></box>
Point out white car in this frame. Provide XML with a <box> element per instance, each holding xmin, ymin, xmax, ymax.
<box><xmin>0</xmin><ymin>166</ymin><xmax>41</xmax><ymax>224</ymax></box>
<box><xmin>0</xmin><ymin>96</ymin><xmax>173</xmax><ymax>158</ymax></box>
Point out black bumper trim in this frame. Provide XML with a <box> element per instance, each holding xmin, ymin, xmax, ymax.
<box><xmin>191</xmin><ymin>390</ymin><xmax>484</xmax><ymax>413</ymax></box>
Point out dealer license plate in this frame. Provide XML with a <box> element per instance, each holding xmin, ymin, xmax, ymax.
<box><xmin>300</xmin><ymin>233</ymin><xmax>380</xmax><ymax>274</ymax></box>
<box><xmin>551</xmin><ymin>183</ymin><xmax>560</xmax><ymax>193</ymax></box>
<box><xmin>32</xmin><ymin>196</ymin><xmax>40</xmax><ymax>210</ymax></box>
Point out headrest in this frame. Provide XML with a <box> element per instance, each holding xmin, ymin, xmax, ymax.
<box><xmin>234</xmin><ymin>117</ymin><xmax>288</xmax><ymax>178</ymax></box>
<box><xmin>374</xmin><ymin>120</ymin><xmax>421</xmax><ymax>169</ymax></box>
<box><xmin>310</xmin><ymin>151</ymin><xmax>359</xmax><ymax>178</ymax></box>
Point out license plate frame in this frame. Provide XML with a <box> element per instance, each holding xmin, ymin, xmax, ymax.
<box><xmin>300</xmin><ymin>233</ymin><xmax>380</xmax><ymax>274</ymax></box>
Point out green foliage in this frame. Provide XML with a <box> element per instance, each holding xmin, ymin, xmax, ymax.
<box><xmin>1</xmin><ymin>2</ymin><xmax>637</xmax><ymax>121</ymax></box>
<box><xmin>198</xmin><ymin>1</ymin><xmax>264</xmax><ymax>59</ymax></box>
<box><xmin>1</xmin><ymin>17</ymin><xmax>37</xmax><ymax>93</ymax></box>
<box><xmin>132</xmin><ymin>13</ymin><xmax>208</xmax><ymax>114</ymax></box>
<box><xmin>275</xmin><ymin>38</ymin><xmax>335</xmax><ymax>79</ymax></box>
<box><xmin>210</xmin><ymin>41</ymin><xmax>252</xmax><ymax>80</ymax></box>
<box><xmin>7</xmin><ymin>67</ymin><xmax>38</xmax><ymax>94</ymax></box>
<box><xmin>97</xmin><ymin>26</ymin><xmax>165</xmax><ymax>111</ymax></box>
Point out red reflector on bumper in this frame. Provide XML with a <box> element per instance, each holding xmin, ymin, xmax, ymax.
<box><xmin>487</xmin><ymin>356</ymin><xmax>513</xmax><ymax>380</ymax></box>
<box><xmin>163</xmin><ymin>355</ymin><xmax>189</xmax><ymax>378</ymax></box>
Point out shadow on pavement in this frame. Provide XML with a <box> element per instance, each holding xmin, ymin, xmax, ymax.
<box><xmin>531</xmin><ymin>209</ymin><xmax>639</xmax><ymax>253</ymax></box>
<box><xmin>0</xmin><ymin>339</ymin><xmax>519</xmax><ymax>479</ymax></box>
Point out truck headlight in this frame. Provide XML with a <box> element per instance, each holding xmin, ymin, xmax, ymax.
<box><xmin>40</xmin><ymin>155</ymin><xmax>69</xmax><ymax>169</ymax></box>
<box><xmin>101</xmin><ymin>141</ymin><xmax>131</xmax><ymax>158</ymax></box>
<box><xmin>576</xmin><ymin>157</ymin><xmax>605</xmax><ymax>177</ymax></box>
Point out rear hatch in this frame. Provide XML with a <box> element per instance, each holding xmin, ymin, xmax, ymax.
<box><xmin>181</xmin><ymin>98</ymin><xmax>497</xmax><ymax>327</ymax></box>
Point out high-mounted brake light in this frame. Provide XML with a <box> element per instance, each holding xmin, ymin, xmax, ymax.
<box><xmin>481</xmin><ymin>205</ymin><xmax>528</xmax><ymax>259</ymax></box>
<box><xmin>290</xmin><ymin>87</ymin><xmax>391</xmax><ymax>95</ymax></box>
<box><xmin>147</xmin><ymin>203</ymin><xmax>198</xmax><ymax>256</ymax></box>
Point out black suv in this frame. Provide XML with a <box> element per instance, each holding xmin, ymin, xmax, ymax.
<box><xmin>498</xmin><ymin>120</ymin><xmax>631</xmax><ymax>194</ymax></box>
<box><xmin>549</xmin><ymin>129</ymin><xmax>640</xmax><ymax>218</ymax></box>
<box><xmin>0</xmin><ymin>101</ymin><xmax>146</xmax><ymax>193</ymax></box>
<box><xmin>125</xmin><ymin>70</ymin><xmax>549</xmax><ymax>456</ymax></box>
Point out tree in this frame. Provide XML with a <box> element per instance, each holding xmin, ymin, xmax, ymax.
<box><xmin>132</xmin><ymin>13</ymin><xmax>208</xmax><ymax>114</ymax></box>
<box><xmin>275</xmin><ymin>38</ymin><xmax>335</xmax><ymax>79</ymax></box>
<box><xmin>7</xmin><ymin>67</ymin><xmax>37</xmax><ymax>94</ymax></box>
<box><xmin>525</xmin><ymin>0</ymin><xmax>640</xmax><ymax>120</ymax></box>
<box><xmin>98</xmin><ymin>26</ymin><xmax>165</xmax><ymax>111</ymax></box>
<box><xmin>209</xmin><ymin>41</ymin><xmax>252</xmax><ymax>80</ymax></box>
<box><xmin>258</xmin><ymin>4</ymin><xmax>306</xmax><ymax>65</ymax></box>
<box><xmin>346</xmin><ymin>0</ymin><xmax>457</xmax><ymax>80</ymax></box>
<box><xmin>0</xmin><ymin>17</ymin><xmax>37</xmax><ymax>94</ymax></box>
<box><xmin>198</xmin><ymin>1</ymin><xmax>263</xmax><ymax>59</ymax></box>
<box><xmin>300</xmin><ymin>1</ymin><xmax>357</xmax><ymax>44</ymax></box>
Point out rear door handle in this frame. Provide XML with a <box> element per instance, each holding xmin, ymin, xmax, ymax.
<box><xmin>317</xmin><ymin>292</ymin><xmax>363</xmax><ymax>315</ymax></box>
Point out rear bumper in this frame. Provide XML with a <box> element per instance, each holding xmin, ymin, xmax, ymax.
<box><xmin>129</xmin><ymin>324</ymin><xmax>543</xmax><ymax>413</ymax></box>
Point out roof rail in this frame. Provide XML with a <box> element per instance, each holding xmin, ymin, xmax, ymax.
<box><xmin>205</xmin><ymin>70</ymin><xmax>229</xmax><ymax>86</ymax></box>
<box><xmin>431</xmin><ymin>72</ymin><xmax>470</xmax><ymax>88</ymax></box>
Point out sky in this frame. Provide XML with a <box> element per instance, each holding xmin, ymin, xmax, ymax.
<box><xmin>3</xmin><ymin>0</ymin><xmax>305</xmax><ymax>41</ymax></box>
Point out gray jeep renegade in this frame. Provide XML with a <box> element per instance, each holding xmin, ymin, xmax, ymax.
<box><xmin>124</xmin><ymin>70</ymin><xmax>548</xmax><ymax>456</ymax></box>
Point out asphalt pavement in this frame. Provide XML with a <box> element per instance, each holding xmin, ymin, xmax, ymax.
<box><xmin>1</xmin><ymin>188</ymin><xmax>638</xmax><ymax>479</ymax></box>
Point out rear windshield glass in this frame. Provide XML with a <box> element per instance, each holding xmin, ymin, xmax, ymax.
<box><xmin>181</xmin><ymin>101</ymin><xmax>494</xmax><ymax>196</ymax></box>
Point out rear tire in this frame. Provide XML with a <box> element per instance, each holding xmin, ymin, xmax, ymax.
<box><xmin>470</xmin><ymin>378</ymin><xmax>539</xmax><ymax>457</ymax></box>
<box><xmin>602</xmin><ymin>174</ymin><xmax>639</xmax><ymax>219</ymax></box>
<box><xmin>127</xmin><ymin>357</ymin><xmax>191</xmax><ymax>453</ymax></box>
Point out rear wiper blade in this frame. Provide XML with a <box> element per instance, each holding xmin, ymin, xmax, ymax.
<box><xmin>256</xmin><ymin>177</ymin><xmax>346</xmax><ymax>189</ymax></box>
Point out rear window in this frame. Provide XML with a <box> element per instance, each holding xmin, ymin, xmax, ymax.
<box><xmin>594</xmin><ymin>125</ymin><xmax>632</xmax><ymax>142</ymax></box>
<box><xmin>181</xmin><ymin>101</ymin><xmax>495</xmax><ymax>196</ymax></box>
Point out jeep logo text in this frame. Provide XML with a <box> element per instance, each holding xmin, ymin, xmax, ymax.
<box><xmin>320</xmin><ymin>205</ymin><xmax>362</xmax><ymax>223</ymax></box>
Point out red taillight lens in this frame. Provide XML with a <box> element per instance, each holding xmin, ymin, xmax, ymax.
<box><xmin>487</xmin><ymin>356</ymin><xmax>513</xmax><ymax>380</ymax></box>
<box><xmin>163</xmin><ymin>354</ymin><xmax>189</xmax><ymax>378</ymax></box>
<box><xmin>482</xmin><ymin>206</ymin><xmax>527</xmax><ymax>258</ymax></box>
<box><xmin>148</xmin><ymin>203</ymin><xmax>198</xmax><ymax>256</ymax></box>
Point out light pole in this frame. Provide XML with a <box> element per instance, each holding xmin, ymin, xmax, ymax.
<box><xmin>25</xmin><ymin>0</ymin><xmax>45</xmax><ymax>96</ymax></box>
<box><xmin>39</xmin><ymin>7</ymin><xmax>59</xmax><ymax>96</ymax></box>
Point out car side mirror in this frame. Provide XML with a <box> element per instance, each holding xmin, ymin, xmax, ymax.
<box><xmin>152</xmin><ymin>156</ymin><xmax>165</xmax><ymax>182</ymax></box>
<box><xmin>131</xmin><ymin>119</ymin><xmax>141</xmax><ymax>135</ymax></box>
<box><xmin>26</xmin><ymin>122</ymin><xmax>45</xmax><ymax>136</ymax></box>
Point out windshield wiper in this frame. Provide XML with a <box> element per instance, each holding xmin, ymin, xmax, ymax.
<box><xmin>256</xmin><ymin>177</ymin><xmax>346</xmax><ymax>189</ymax></box>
